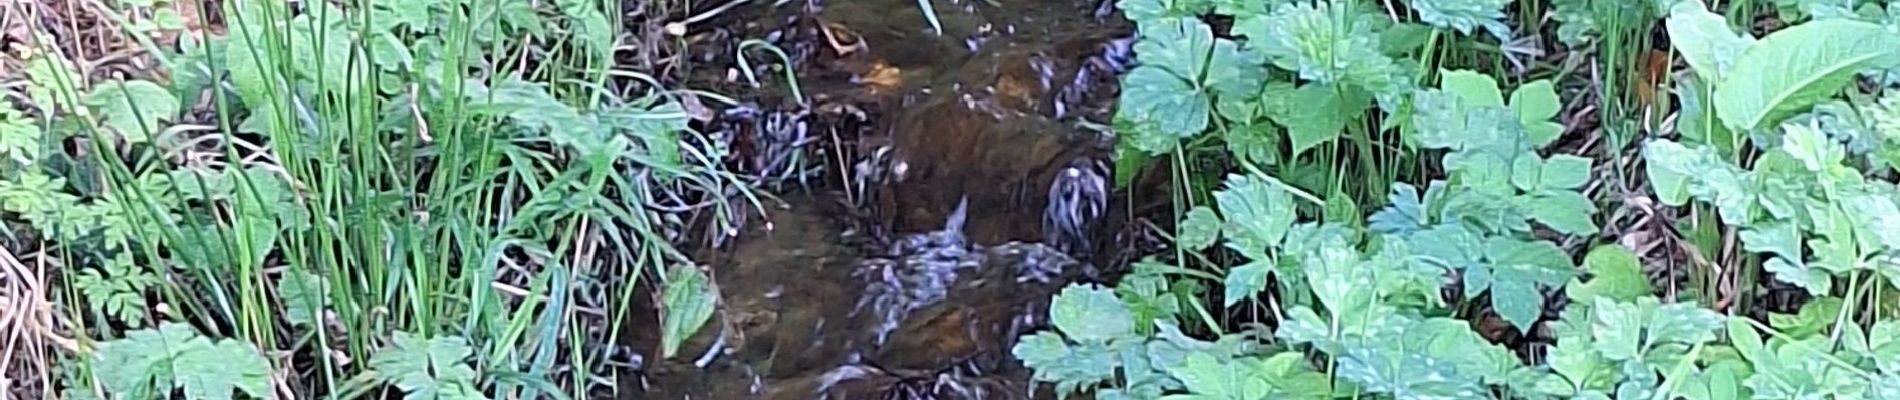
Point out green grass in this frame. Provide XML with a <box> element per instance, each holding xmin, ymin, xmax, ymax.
<box><xmin>4</xmin><ymin>0</ymin><xmax>751</xmax><ymax>398</ymax></box>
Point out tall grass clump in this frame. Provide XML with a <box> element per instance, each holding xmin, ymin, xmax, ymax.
<box><xmin>5</xmin><ymin>0</ymin><xmax>752</xmax><ymax>397</ymax></box>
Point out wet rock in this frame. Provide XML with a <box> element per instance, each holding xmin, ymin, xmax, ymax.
<box><xmin>865</xmin><ymin>94</ymin><xmax>1111</xmax><ymax>253</ymax></box>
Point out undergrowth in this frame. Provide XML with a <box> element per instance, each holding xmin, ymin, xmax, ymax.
<box><xmin>4</xmin><ymin>0</ymin><xmax>748</xmax><ymax>398</ymax></box>
<box><xmin>1029</xmin><ymin>0</ymin><xmax>1900</xmax><ymax>398</ymax></box>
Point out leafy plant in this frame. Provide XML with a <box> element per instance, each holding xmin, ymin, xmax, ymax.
<box><xmin>74</xmin><ymin>253</ymin><xmax>161</xmax><ymax>327</ymax></box>
<box><xmin>1375</xmin><ymin>69</ymin><xmax>1591</xmax><ymax>333</ymax></box>
<box><xmin>372</xmin><ymin>332</ymin><xmax>489</xmax><ymax>400</ymax></box>
<box><xmin>0</xmin><ymin>107</ymin><xmax>40</xmax><ymax>164</ymax></box>
<box><xmin>89</xmin><ymin>323</ymin><xmax>273</xmax><ymax>400</ymax></box>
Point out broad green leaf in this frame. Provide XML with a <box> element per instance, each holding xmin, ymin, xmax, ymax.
<box><xmin>1165</xmin><ymin>352</ymin><xmax>1271</xmax><ymax>400</ymax></box>
<box><xmin>1225</xmin><ymin>123</ymin><xmax>1278</xmax><ymax>167</ymax></box>
<box><xmin>1224</xmin><ymin>260</ymin><xmax>1273</xmax><ymax>308</ymax></box>
<box><xmin>1666</xmin><ymin>0</ymin><xmax>1753</xmax><ymax>82</ymax></box>
<box><xmin>1050</xmin><ymin>284</ymin><xmax>1136</xmax><ymax>341</ymax></box>
<box><xmin>1568</xmin><ymin>245</ymin><xmax>1653</xmax><ymax>302</ymax></box>
<box><xmin>1643</xmin><ymin>140</ymin><xmax>1699</xmax><ymax>206</ymax></box>
<box><xmin>92</xmin><ymin>323</ymin><xmax>271</xmax><ymax>400</ymax></box>
<box><xmin>1214</xmin><ymin>174</ymin><xmax>1296</xmax><ymax>256</ymax></box>
<box><xmin>1485</xmin><ymin>238</ymin><xmax>1575</xmax><ymax>332</ymax></box>
<box><xmin>1440</xmin><ymin>69</ymin><xmax>1506</xmax><ymax>107</ymax></box>
<box><xmin>1770</xmin><ymin>297</ymin><xmax>1843</xmax><ymax>338</ymax></box>
<box><xmin>1782</xmin><ymin>120</ymin><xmax>1847</xmax><ymax>171</ymax></box>
<box><xmin>1490</xmin><ymin>266</ymin><xmax>1550</xmax><ymax>334</ymax></box>
<box><xmin>372</xmin><ymin>332</ymin><xmax>487</xmax><ymax>400</ymax></box>
<box><xmin>1120</xmin><ymin>17</ymin><xmax>1235</xmax><ymax>145</ymax></box>
<box><xmin>1242</xmin><ymin>2</ymin><xmax>1404</xmax><ymax>94</ymax></box>
<box><xmin>1549</xmin><ymin>340</ymin><xmax>1617</xmax><ymax>393</ymax></box>
<box><xmin>1120</xmin><ymin>67</ymin><xmax>1206</xmax><ymax>151</ymax></box>
<box><xmin>1013</xmin><ymin>331</ymin><xmax>1118</xmax><ymax>390</ymax></box>
<box><xmin>1715</xmin><ymin>19</ymin><xmax>1900</xmax><ymax>132</ymax></box>
<box><xmin>1408</xmin><ymin>0</ymin><xmax>1511</xmax><ymax>40</ymax></box>
<box><xmin>1528</xmin><ymin>190</ymin><xmax>1600</xmax><ymax>235</ymax></box>
<box><xmin>1765</xmin><ymin>257</ymin><xmax>1833</xmax><ymax>295</ymax></box>
<box><xmin>1368</xmin><ymin>183</ymin><xmax>1427</xmax><ymax>234</ymax></box>
<box><xmin>83</xmin><ymin>80</ymin><xmax>179</xmax><ymax>143</ymax></box>
<box><xmin>660</xmin><ymin>265</ymin><xmax>716</xmax><ymax>359</ymax></box>
<box><xmin>1283</xmin><ymin>84</ymin><xmax>1357</xmax><ymax>155</ymax></box>
<box><xmin>1540</xmin><ymin>155</ymin><xmax>1594</xmax><ymax>190</ymax></box>
<box><xmin>1303</xmin><ymin>242</ymin><xmax>1370</xmax><ymax>315</ymax></box>
<box><xmin>1177</xmin><ymin>206</ymin><xmax>1221</xmax><ymax>251</ymax></box>
<box><xmin>281</xmin><ymin>269</ymin><xmax>326</xmax><ymax>326</ymax></box>
<box><xmin>1510</xmin><ymin>80</ymin><xmax>1566</xmax><ymax>147</ymax></box>
<box><xmin>1118</xmin><ymin>0</ymin><xmax>1211</xmax><ymax>21</ymax></box>
<box><xmin>173</xmin><ymin>340</ymin><xmax>273</xmax><ymax>400</ymax></box>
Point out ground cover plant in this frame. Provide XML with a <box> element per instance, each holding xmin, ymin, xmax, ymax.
<box><xmin>1021</xmin><ymin>0</ymin><xmax>1900</xmax><ymax>398</ymax></box>
<box><xmin>9</xmin><ymin>0</ymin><xmax>1900</xmax><ymax>398</ymax></box>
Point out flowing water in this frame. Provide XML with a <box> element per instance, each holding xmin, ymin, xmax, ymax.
<box><xmin>620</xmin><ymin>0</ymin><xmax>1133</xmax><ymax>397</ymax></box>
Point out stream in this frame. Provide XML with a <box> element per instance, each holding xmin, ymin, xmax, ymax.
<box><xmin>619</xmin><ymin>0</ymin><xmax>1134</xmax><ymax>398</ymax></box>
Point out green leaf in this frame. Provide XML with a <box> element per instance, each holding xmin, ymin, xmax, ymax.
<box><xmin>280</xmin><ymin>269</ymin><xmax>327</xmax><ymax>326</ymax></box>
<box><xmin>1540</xmin><ymin>155</ymin><xmax>1594</xmax><ymax>190</ymax></box>
<box><xmin>1050</xmin><ymin>284</ymin><xmax>1136</xmax><ymax>342</ymax></box>
<box><xmin>1117</xmin><ymin>0</ymin><xmax>1211</xmax><ymax>21</ymax></box>
<box><xmin>1120</xmin><ymin>66</ymin><xmax>1206</xmax><ymax>150</ymax></box>
<box><xmin>0</xmin><ymin>107</ymin><xmax>41</xmax><ymax>163</ymax></box>
<box><xmin>1177</xmin><ymin>206</ymin><xmax>1221</xmax><ymax>251</ymax></box>
<box><xmin>1214</xmin><ymin>174</ymin><xmax>1297</xmax><ymax>256</ymax></box>
<box><xmin>1715</xmin><ymin>19</ymin><xmax>1900</xmax><ymax>132</ymax></box>
<box><xmin>371</xmin><ymin>332</ymin><xmax>488</xmax><ymax>400</ymax></box>
<box><xmin>1765</xmin><ymin>257</ymin><xmax>1833</xmax><ymax>295</ymax></box>
<box><xmin>1013</xmin><ymin>331</ymin><xmax>1117</xmax><ymax>391</ymax></box>
<box><xmin>1568</xmin><ymin>245</ymin><xmax>1653</xmax><ymax>303</ymax></box>
<box><xmin>1782</xmin><ymin>120</ymin><xmax>1847</xmax><ymax>171</ymax></box>
<box><xmin>660</xmin><ymin>264</ymin><xmax>716</xmax><ymax>359</ymax></box>
<box><xmin>23</xmin><ymin>51</ymin><xmax>82</xmax><ymax>114</ymax></box>
<box><xmin>83</xmin><ymin>80</ymin><xmax>179</xmax><ymax>143</ymax></box>
<box><xmin>1490</xmin><ymin>266</ymin><xmax>1550</xmax><ymax>334</ymax></box>
<box><xmin>1223</xmin><ymin>260</ymin><xmax>1273</xmax><ymax>308</ymax></box>
<box><xmin>1441</xmin><ymin>69</ymin><xmax>1506</xmax><ymax>107</ymax></box>
<box><xmin>1282</xmin><ymin>84</ymin><xmax>1359</xmax><ymax>155</ymax></box>
<box><xmin>1165</xmin><ymin>352</ymin><xmax>1270</xmax><ymax>400</ymax></box>
<box><xmin>91</xmin><ymin>323</ymin><xmax>271</xmax><ymax>400</ymax></box>
<box><xmin>1510</xmin><ymin>80</ymin><xmax>1566</xmax><ymax>147</ymax></box>
<box><xmin>1120</xmin><ymin>16</ymin><xmax>1263</xmax><ymax>152</ymax></box>
<box><xmin>1527</xmin><ymin>190</ymin><xmax>1600</xmax><ymax>235</ymax></box>
<box><xmin>1409</xmin><ymin>0</ymin><xmax>1511</xmax><ymax>40</ymax></box>
<box><xmin>1666</xmin><ymin>0</ymin><xmax>1754</xmax><ymax>82</ymax></box>
<box><xmin>1242</xmin><ymin>2</ymin><xmax>1405</xmax><ymax>94</ymax></box>
<box><xmin>173</xmin><ymin>340</ymin><xmax>274</xmax><ymax>400</ymax></box>
<box><xmin>1304</xmin><ymin>241</ymin><xmax>1374</xmax><ymax>319</ymax></box>
<box><xmin>1485</xmin><ymin>238</ymin><xmax>1576</xmax><ymax>332</ymax></box>
<box><xmin>1368</xmin><ymin>183</ymin><xmax>1427</xmax><ymax>234</ymax></box>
